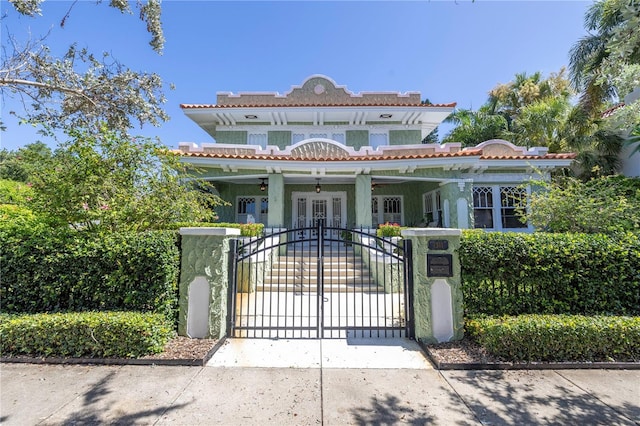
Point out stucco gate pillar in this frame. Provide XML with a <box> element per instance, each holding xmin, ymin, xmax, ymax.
<box><xmin>178</xmin><ymin>227</ymin><xmax>240</xmax><ymax>339</ymax></box>
<box><xmin>401</xmin><ymin>228</ymin><xmax>464</xmax><ymax>343</ymax></box>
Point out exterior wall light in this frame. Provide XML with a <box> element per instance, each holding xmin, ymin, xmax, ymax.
<box><xmin>259</xmin><ymin>178</ymin><xmax>267</xmax><ymax>191</ymax></box>
<box><xmin>315</xmin><ymin>178</ymin><xmax>321</xmax><ymax>193</ymax></box>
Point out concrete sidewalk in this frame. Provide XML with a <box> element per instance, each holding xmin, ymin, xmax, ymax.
<box><xmin>2</xmin><ymin>340</ymin><xmax>639</xmax><ymax>425</ymax></box>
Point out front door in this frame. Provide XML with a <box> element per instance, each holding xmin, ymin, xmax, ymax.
<box><xmin>293</xmin><ymin>192</ymin><xmax>346</xmax><ymax>240</ymax></box>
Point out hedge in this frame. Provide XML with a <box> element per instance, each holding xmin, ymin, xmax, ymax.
<box><xmin>0</xmin><ymin>227</ymin><xmax>180</xmax><ymax>321</ymax></box>
<box><xmin>466</xmin><ymin>315</ymin><xmax>640</xmax><ymax>362</ymax></box>
<box><xmin>460</xmin><ymin>231</ymin><xmax>640</xmax><ymax>316</ymax></box>
<box><xmin>0</xmin><ymin>312</ymin><xmax>174</xmax><ymax>358</ymax></box>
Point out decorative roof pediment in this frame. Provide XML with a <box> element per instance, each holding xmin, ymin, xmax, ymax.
<box><xmin>289</xmin><ymin>139</ymin><xmax>352</xmax><ymax>159</ymax></box>
<box><xmin>469</xmin><ymin>139</ymin><xmax>549</xmax><ymax>157</ymax></box>
<box><xmin>215</xmin><ymin>75</ymin><xmax>422</xmax><ymax>107</ymax></box>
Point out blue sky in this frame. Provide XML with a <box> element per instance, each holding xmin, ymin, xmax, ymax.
<box><xmin>1</xmin><ymin>1</ymin><xmax>591</xmax><ymax>151</ymax></box>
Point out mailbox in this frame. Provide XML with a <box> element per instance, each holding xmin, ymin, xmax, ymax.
<box><xmin>427</xmin><ymin>253</ymin><xmax>453</xmax><ymax>277</ymax></box>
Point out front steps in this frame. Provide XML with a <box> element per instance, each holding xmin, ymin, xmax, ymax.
<box><xmin>257</xmin><ymin>246</ymin><xmax>384</xmax><ymax>293</ymax></box>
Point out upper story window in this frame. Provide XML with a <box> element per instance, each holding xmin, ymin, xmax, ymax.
<box><xmin>369</xmin><ymin>132</ymin><xmax>388</xmax><ymax>149</ymax></box>
<box><xmin>292</xmin><ymin>132</ymin><xmax>345</xmax><ymax>144</ymax></box>
<box><xmin>248</xmin><ymin>133</ymin><xmax>267</xmax><ymax>148</ymax></box>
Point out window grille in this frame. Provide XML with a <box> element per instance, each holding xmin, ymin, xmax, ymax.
<box><xmin>473</xmin><ymin>187</ymin><xmax>494</xmax><ymax>229</ymax></box>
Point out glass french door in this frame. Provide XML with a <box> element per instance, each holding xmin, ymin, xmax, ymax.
<box><xmin>293</xmin><ymin>192</ymin><xmax>346</xmax><ymax>241</ymax></box>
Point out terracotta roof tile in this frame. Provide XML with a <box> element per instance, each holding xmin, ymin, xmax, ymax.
<box><xmin>480</xmin><ymin>153</ymin><xmax>577</xmax><ymax>160</ymax></box>
<box><xmin>180</xmin><ymin>102</ymin><xmax>457</xmax><ymax>109</ymax></box>
<box><xmin>601</xmin><ymin>103</ymin><xmax>625</xmax><ymax>118</ymax></box>
<box><xmin>177</xmin><ymin>150</ymin><xmax>576</xmax><ymax>161</ymax></box>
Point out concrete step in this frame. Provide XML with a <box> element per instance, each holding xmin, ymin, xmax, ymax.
<box><xmin>256</xmin><ymin>282</ymin><xmax>385</xmax><ymax>293</ymax></box>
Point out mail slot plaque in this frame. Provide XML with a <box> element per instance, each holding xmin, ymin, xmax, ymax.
<box><xmin>427</xmin><ymin>254</ymin><xmax>453</xmax><ymax>277</ymax></box>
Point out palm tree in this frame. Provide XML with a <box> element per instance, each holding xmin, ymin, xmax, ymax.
<box><xmin>441</xmin><ymin>107</ymin><xmax>508</xmax><ymax>147</ymax></box>
<box><xmin>562</xmin><ymin>105</ymin><xmax>624</xmax><ymax>179</ymax></box>
<box><xmin>568</xmin><ymin>0</ymin><xmax>626</xmax><ymax>114</ymax></box>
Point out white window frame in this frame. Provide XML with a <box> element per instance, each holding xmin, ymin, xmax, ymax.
<box><xmin>369</xmin><ymin>132</ymin><xmax>389</xmax><ymax>149</ymax></box>
<box><xmin>247</xmin><ymin>132</ymin><xmax>268</xmax><ymax>148</ymax></box>
<box><xmin>372</xmin><ymin>195</ymin><xmax>404</xmax><ymax>227</ymax></box>
<box><xmin>472</xmin><ymin>185</ymin><xmax>532</xmax><ymax>232</ymax></box>
<box><xmin>423</xmin><ymin>189</ymin><xmax>442</xmax><ymax>227</ymax></box>
<box><xmin>236</xmin><ymin>196</ymin><xmax>269</xmax><ymax>224</ymax></box>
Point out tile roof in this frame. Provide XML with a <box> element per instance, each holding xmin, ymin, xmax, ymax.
<box><xmin>180</xmin><ymin>102</ymin><xmax>457</xmax><ymax>109</ymax></box>
<box><xmin>176</xmin><ymin>150</ymin><xmax>576</xmax><ymax>161</ymax></box>
<box><xmin>601</xmin><ymin>103</ymin><xmax>625</xmax><ymax>118</ymax></box>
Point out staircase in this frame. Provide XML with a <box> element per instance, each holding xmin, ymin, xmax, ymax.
<box><xmin>257</xmin><ymin>245</ymin><xmax>383</xmax><ymax>293</ymax></box>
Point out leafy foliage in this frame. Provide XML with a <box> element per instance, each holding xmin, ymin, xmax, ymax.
<box><xmin>377</xmin><ymin>222</ymin><xmax>402</xmax><ymax>237</ymax></box>
<box><xmin>569</xmin><ymin>0</ymin><xmax>640</xmax><ymax>115</ymax></box>
<box><xmin>0</xmin><ymin>311</ymin><xmax>174</xmax><ymax>358</ymax></box>
<box><xmin>0</xmin><ymin>142</ymin><xmax>52</xmax><ymax>182</ymax></box>
<box><xmin>460</xmin><ymin>230</ymin><xmax>640</xmax><ymax>316</ymax></box>
<box><xmin>441</xmin><ymin>107</ymin><xmax>507</xmax><ymax>147</ymax></box>
<box><xmin>524</xmin><ymin>175</ymin><xmax>640</xmax><ymax>233</ymax></box>
<box><xmin>0</xmin><ymin>226</ymin><xmax>180</xmax><ymax>322</ymax></box>
<box><xmin>26</xmin><ymin>127</ymin><xmax>225</xmax><ymax>232</ymax></box>
<box><xmin>2</xmin><ymin>0</ymin><xmax>166</xmax><ymax>134</ymax></box>
<box><xmin>466</xmin><ymin>315</ymin><xmax>640</xmax><ymax>362</ymax></box>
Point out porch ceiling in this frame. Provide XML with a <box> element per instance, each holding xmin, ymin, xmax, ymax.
<box><xmin>199</xmin><ymin>174</ymin><xmax>452</xmax><ymax>186</ymax></box>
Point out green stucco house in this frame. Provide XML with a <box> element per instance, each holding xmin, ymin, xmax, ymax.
<box><xmin>177</xmin><ymin>75</ymin><xmax>575</xmax><ymax>231</ymax></box>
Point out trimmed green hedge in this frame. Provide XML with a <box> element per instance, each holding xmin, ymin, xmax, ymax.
<box><xmin>1</xmin><ymin>227</ymin><xmax>180</xmax><ymax>320</ymax></box>
<box><xmin>466</xmin><ymin>315</ymin><xmax>640</xmax><ymax>362</ymax></box>
<box><xmin>0</xmin><ymin>312</ymin><xmax>174</xmax><ymax>358</ymax></box>
<box><xmin>460</xmin><ymin>231</ymin><xmax>640</xmax><ymax>316</ymax></box>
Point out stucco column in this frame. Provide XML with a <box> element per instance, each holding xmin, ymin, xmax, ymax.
<box><xmin>439</xmin><ymin>180</ymin><xmax>473</xmax><ymax>229</ymax></box>
<box><xmin>401</xmin><ymin>228</ymin><xmax>464</xmax><ymax>343</ymax></box>
<box><xmin>178</xmin><ymin>227</ymin><xmax>241</xmax><ymax>339</ymax></box>
<box><xmin>267</xmin><ymin>174</ymin><xmax>285</xmax><ymax>227</ymax></box>
<box><xmin>355</xmin><ymin>175</ymin><xmax>372</xmax><ymax>227</ymax></box>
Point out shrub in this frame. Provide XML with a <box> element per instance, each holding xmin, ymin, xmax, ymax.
<box><xmin>524</xmin><ymin>175</ymin><xmax>640</xmax><ymax>234</ymax></box>
<box><xmin>377</xmin><ymin>222</ymin><xmax>402</xmax><ymax>237</ymax></box>
<box><xmin>460</xmin><ymin>230</ymin><xmax>640</xmax><ymax>316</ymax></box>
<box><xmin>0</xmin><ymin>311</ymin><xmax>174</xmax><ymax>358</ymax></box>
<box><xmin>1</xmin><ymin>227</ymin><xmax>180</xmax><ymax>321</ymax></box>
<box><xmin>466</xmin><ymin>315</ymin><xmax>640</xmax><ymax>362</ymax></box>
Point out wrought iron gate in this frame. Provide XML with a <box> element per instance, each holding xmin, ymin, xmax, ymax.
<box><xmin>227</xmin><ymin>224</ymin><xmax>414</xmax><ymax>339</ymax></box>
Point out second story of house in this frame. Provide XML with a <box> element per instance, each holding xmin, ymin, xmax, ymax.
<box><xmin>180</xmin><ymin>75</ymin><xmax>456</xmax><ymax>150</ymax></box>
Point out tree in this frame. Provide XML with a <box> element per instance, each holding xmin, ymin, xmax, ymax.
<box><xmin>443</xmin><ymin>69</ymin><xmax>574</xmax><ymax>149</ymax></box>
<box><xmin>569</xmin><ymin>0</ymin><xmax>640</xmax><ymax>116</ymax></box>
<box><xmin>28</xmin><ymin>127</ymin><xmax>225</xmax><ymax>232</ymax></box>
<box><xmin>0</xmin><ymin>142</ymin><xmax>52</xmax><ymax>182</ymax></box>
<box><xmin>441</xmin><ymin>107</ymin><xmax>507</xmax><ymax>146</ymax></box>
<box><xmin>524</xmin><ymin>175</ymin><xmax>640</xmax><ymax>234</ymax></box>
<box><xmin>562</xmin><ymin>105</ymin><xmax>624</xmax><ymax>179</ymax></box>
<box><xmin>421</xmin><ymin>128</ymin><xmax>439</xmax><ymax>144</ymax></box>
<box><xmin>1</xmin><ymin>1</ymin><xmax>167</xmax><ymax>135</ymax></box>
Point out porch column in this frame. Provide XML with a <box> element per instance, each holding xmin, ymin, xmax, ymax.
<box><xmin>355</xmin><ymin>174</ymin><xmax>372</xmax><ymax>227</ymax></box>
<box><xmin>267</xmin><ymin>174</ymin><xmax>285</xmax><ymax>227</ymax></box>
<box><xmin>439</xmin><ymin>180</ymin><xmax>473</xmax><ymax>229</ymax></box>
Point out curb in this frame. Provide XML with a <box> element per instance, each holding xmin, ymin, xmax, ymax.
<box><xmin>420</xmin><ymin>344</ymin><xmax>640</xmax><ymax>371</ymax></box>
<box><xmin>0</xmin><ymin>337</ymin><xmax>227</xmax><ymax>368</ymax></box>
